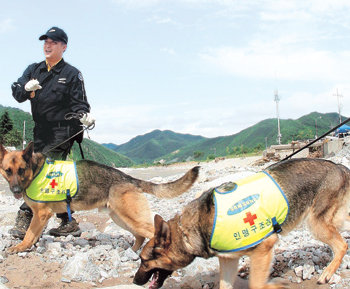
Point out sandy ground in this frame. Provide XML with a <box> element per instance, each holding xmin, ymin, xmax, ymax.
<box><xmin>0</xmin><ymin>155</ymin><xmax>348</xmax><ymax>288</ymax></box>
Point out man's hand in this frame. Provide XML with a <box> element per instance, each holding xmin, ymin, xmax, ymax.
<box><xmin>80</xmin><ymin>113</ymin><xmax>95</xmax><ymax>127</ymax></box>
<box><xmin>25</xmin><ymin>79</ymin><xmax>42</xmax><ymax>92</ymax></box>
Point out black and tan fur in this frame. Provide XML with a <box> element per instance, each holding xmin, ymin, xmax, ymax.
<box><xmin>0</xmin><ymin>142</ymin><xmax>199</xmax><ymax>253</ymax></box>
<box><xmin>133</xmin><ymin>158</ymin><xmax>350</xmax><ymax>289</ymax></box>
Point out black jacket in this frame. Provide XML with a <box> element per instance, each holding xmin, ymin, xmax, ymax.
<box><xmin>12</xmin><ymin>59</ymin><xmax>90</xmax><ymax>124</ymax></box>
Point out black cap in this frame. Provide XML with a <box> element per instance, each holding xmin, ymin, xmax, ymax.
<box><xmin>39</xmin><ymin>27</ymin><xmax>68</xmax><ymax>44</ymax></box>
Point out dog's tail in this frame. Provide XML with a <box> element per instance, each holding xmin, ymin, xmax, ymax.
<box><xmin>140</xmin><ymin>166</ymin><xmax>200</xmax><ymax>198</ymax></box>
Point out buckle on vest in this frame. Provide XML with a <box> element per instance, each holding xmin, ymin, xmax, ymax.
<box><xmin>272</xmin><ymin>217</ymin><xmax>282</xmax><ymax>233</ymax></box>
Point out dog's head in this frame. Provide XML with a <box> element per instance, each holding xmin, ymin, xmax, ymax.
<box><xmin>133</xmin><ymin>214</ymin><xmax>177</xmax><ymax>289</ymax></box>
<box><xmin>0</xmin><ymin>142</ymin><xmax>40</xmax><ymax>199</ymax></box>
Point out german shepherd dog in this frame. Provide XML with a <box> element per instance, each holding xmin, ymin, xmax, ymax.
<box><xmin>0</xmin><ymin>142</ymin><xmax>199</xmax><ymax>254</ymax></box>
<box><xmin>133</xmin><ymin>158</ymin><xmax>350</xmax><ymax>289</ymax></box>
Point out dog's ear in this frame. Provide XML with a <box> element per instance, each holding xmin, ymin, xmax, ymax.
<box><xmin>154</xmin><ymin>214</ymin><xmax>171</xmax><ymax>250</ymax></box>
<box><xmin>22</xmin><ymin>141</ymin><xmax>34</xmax><ymax>163</ymax></box>
<box><xmin>0</xmin><ymin>143</ymin><xmax>7</xmax><ymax>164</ymax></box>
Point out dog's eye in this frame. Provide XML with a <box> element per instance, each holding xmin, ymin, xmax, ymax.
<box><xmin>18</xmin><ymin>168</ymin><xmax>25</xmax><ymax>176</ymax></box>
<box><xmin>5</xmin><ymin>168</ymin><xmax>12</xmax><ymax>176</ymax></box>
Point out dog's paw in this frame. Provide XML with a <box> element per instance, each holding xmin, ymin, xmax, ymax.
<box><xmin>317</xmin><ymin>267</ymin><xmax>337</xmax><ymax>284</ymax></box>
<box><xmin>7</xmin><ymin>246</ymin><xmax>20</xmax><ymax>254</ymax></box>
<box><xmin>317</xmin><ymin>274</ymin><xmax>331</xmax><ymax>284</ymax></box>
<box><xmin>7</xmin><ymin>243</ymin><xmax>28</xmax><ymax>254</ymax></box>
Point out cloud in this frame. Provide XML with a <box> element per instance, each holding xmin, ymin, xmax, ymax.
<box><xmin>147</xmin><ymin>16</ymin><xmax>177</xmax><ymax>25</ymax></box>
<box><xmin>0</xmin><ymin>18</ymin><xmax>14</xmax><ymax>34</ymax></box>
<box><xmin>110</xmin><ymin>0</ymin><xmax>161</xmax><ymax>8</ymax></box>
<box><xmin>199</xmin><ymin>45</ymin><xmax>350</xmax><ymax>82</ymax></box>
<box><xmin>110</xmin><ymin>0</ymin><xmax>350</xmax><ymax>12</ymax></box>
<box><xmin>90</xmin><ymin>82</ymin><xmax>350</xmax><ymax>145</ymax></box>
<box><xmin>90</xmin><ymin>99</ymin><xmax>276</xmax><ymax>144</ymax></box>
<box><xmin>160</xmin><ymin>47</ymin><xmax>176</xmax><ymax>55</ymax></box>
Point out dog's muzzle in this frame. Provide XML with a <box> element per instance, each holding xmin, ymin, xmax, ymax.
<box><xmin>133</xmin><ymin>268</ymin><xmax>173</xmax><ymax>289</ymax></box>
<box><xmin>11</xmin><ymin>186</ymin><xmax>23</xmax><ymax>199</ymax></box>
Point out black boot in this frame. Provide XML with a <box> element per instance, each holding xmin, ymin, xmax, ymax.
<box><xmin>9</xmin><ymin>209</ymin><xmax>33</xmax><ymax>239</ymax></box>
<box><xmin>48</xmin><ymin>215</ymin><xmax>82</xmax><ymax>237</ymax></box>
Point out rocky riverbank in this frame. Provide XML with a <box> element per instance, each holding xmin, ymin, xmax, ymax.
<box><xmin>0</xmin><ymin>150</ymin><xmax>350</xmax><ymax>289</ymax></box>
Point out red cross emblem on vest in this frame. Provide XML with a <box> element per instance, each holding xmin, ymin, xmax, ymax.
<box><xmin>50</xmin><ymin>179</ymin><xmax>58</xmax><ymax>189</ymax></box>
<box><xmin>243</xmin><ymin>212</ymin><xmax>257</xmax><ymax>226</ymax></box>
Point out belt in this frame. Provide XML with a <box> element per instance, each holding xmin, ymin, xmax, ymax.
<box><xmin>36</xmin><ymin>120</ymin><xmax>73</xmax><ymax>128</ymax></box>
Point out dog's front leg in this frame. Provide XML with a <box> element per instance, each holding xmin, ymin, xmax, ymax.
<box><xmin>8</xmin><ymin>207</ymin><xmax>53</xmax><ymax>253</ymax></box>
<box><xmin>218</xmin><ymin>256</ymin><xmax>239</xmax><ymax>289</ymax></box>
<box><xmin>248</xmin><ymin>234</ymin><xmax>288</xmax><ymax>289</ymax></box>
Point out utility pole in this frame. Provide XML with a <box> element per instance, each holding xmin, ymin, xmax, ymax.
<box><xmin>274</xmin><ymin>89</ymin><xmax>282</xmax><ymax>145</ymax></box>
<box><xmin>23</xmin><ymin>121</ymin><xmax>26</xmax><ymax>149</ymax></box>
<box><xmin>334</xmin><ymin>88</ymin><xmax>343</xmax><ymax>124</ymax></box>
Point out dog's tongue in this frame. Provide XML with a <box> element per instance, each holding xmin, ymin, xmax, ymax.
<box><xmin>149</xmin><ymin>272</ymin><xmax>159</xmax><ymax>289</ymax></box>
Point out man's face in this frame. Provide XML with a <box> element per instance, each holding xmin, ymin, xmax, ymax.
<box><xmin>43</xmin><ymin>38</ymin><xmax>66</xmax><ymax>62</ymax></box>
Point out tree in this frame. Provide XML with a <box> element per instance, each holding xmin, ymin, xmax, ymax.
<box><xmin>193</xmin><ymin>151</ymin><xmax>203</xmax><ymax>159</ymax></box>
<box><xmin>0</xmin><ymin>111</ymin><xmax>14</xmax><ymax>143</ymax></box>
<box><xmin>254</xmin><ymin>143</ymin><xmax>263</xmax><ymax>152</ymax></box>
<box><xmin>3</xmin><ymin>129</ymin><xmax>22</xmax><ymax>147</ymax></box>
<box><xmin>207</xmin><ymin>154</ymin><xmax>215</xmax><ymax>160</ymax></box>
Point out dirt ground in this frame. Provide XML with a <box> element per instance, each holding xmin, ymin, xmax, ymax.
<box><xmin>0</xmin><ymin>214</ymin><xmax>134</xmax><ymax>289</ymax></box>
<box><xmin>0</xmin><ymin>248</ymin><xmax>341</xmax><ymax>289</ymax></box>
<box><xmin>0</xmin><ymin>199</ymin><xmax>343</xmax><ymax>289</ymax></box>
<box><xmin>0</xmin><ymin>158</ymin><xmax>349</xmax><ymax>288</ymax></box>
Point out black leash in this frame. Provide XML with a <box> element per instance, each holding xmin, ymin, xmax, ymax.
<box><xmin>78</xmin><ymin>143</ymin><xmax>85</xmax><ymax>159</ymax></box>
<box><xmin>280</xmin><ymin>117</ymin><xmax>350</xmax><ymax>162</ymax></box>
<box><xmin>43</xmin><ymin>112</ymin><xmax>95</xmax><ymax>157</ymax></box>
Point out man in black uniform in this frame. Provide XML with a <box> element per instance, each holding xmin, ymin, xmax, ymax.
<box><xmin>10</xmin><ymin>27</ymin><xmax>95</xmax><ymax>238</ymax></box>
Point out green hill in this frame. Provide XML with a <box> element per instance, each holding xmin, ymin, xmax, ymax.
<box><xmin>0</xmin><ymin>105</ymin><xmax>134</xmax><ymax>167</ymax></box>
<box><xmin>70</xmin><ymin>139</ymin><xmax>133</xmax><ymax>167</ymax></box>
<box><xmin>0</xmin><ymin>105</ymin><xmax>34</xmax><ymax>142</ymax></box>
<box><xmin>157</xmin><ymin>112</ymin><xmax>342</xmax><ymax>162</ymax></box>
<box><xmin>104</xmin><ymin>112</ymin><xmax>344</xmax><ymax>164</ymax></box>
<box><xmin>2</xmin><ymin>105</ymin><xmax>345</xmax><ymax>166</ymax></box>
<box><xmin>104</xmin><ymin>129</ymin><xmax>206</xmax><ymax>164</ymax></box>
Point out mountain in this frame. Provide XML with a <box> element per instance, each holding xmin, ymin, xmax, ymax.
<box><xmin>105</xmin><ymin>112</ymin><xmax>344</xmax><ymax>164</ymax></box>
<box><xmin>103</xmin><ymin>129</ymin><xmax>206</xmax><ymax>164</ymax></box>
<box><xmin>0</xmin><ymin>105</ymin><xmax>134</xmax><ymax>167</ymax></box>
<box><xmin>70</xmin><ymin>139</ymin><xmax>133</xmax><ymax>167</ymax></box>
<box><xmin>2</xmin><ymin>105</ymin><xmax>345</xmax><ymax>166</ymax></box>
<box><xmin>158</xmin><ymin>112</ymin><xmax>342</xmax><ymax>163</ymax></box>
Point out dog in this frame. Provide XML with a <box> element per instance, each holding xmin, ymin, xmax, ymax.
<box><xmin>0</xmin><ymin>142</ymin><xmax>199</xmax><ymax>253</ymax></box>
<box><xmin>133</xmin><ymin>158</ymin><xmax>350</xmax><ymax>289</ymax></box>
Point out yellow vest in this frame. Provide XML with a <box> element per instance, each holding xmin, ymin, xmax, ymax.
<box><xmin>26</xmin><ymin>159</ymin><xmax>78</xmax><ymax>202</ymax></box>
<box><xmin>210</xmin><ymin>171</ymin><xmax>289</xmax><ymax>252</ymax></box>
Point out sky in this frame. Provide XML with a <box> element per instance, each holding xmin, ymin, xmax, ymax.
<box><xmin>1</xmin><ymin>0</ymin><xmax>350</xmax><ymax>145</ymax></box>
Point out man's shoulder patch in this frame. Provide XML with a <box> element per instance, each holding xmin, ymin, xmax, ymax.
<box><xmin>78</xmin><ymin>72</ymin><xmax>84</xmax><ymax>81</ymax></box>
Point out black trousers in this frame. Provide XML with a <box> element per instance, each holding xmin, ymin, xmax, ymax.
<box><xmin>20</xmin><ymin>122</ymin><xmax>80</xmax><ymax>220</ymax></box>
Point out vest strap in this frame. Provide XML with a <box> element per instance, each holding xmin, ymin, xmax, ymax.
<box><xmin>66</xmin><ymin>189</ymin><xmax>72</xmax><ymax>222</ymax></box>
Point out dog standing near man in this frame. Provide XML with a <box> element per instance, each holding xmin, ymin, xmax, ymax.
<box><xmin>0</xmin><ymin>142</ymin><xmax>199</xmax><ymax>253</ymax></box>
<box><xmin>11</xmin><ymin>26</ymin><xmax>95</xmax><ymax>238</ymax></box>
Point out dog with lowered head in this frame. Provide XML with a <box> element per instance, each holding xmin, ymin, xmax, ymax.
<box><xmin>0</xmin><ymin>142</ymin><xmax>199</xmax><ymax>253</ymax></box>
<box><xmin>133</xmin><ymin>158</ymin><xmax>350</xmax><ymax>289</ymax></box>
